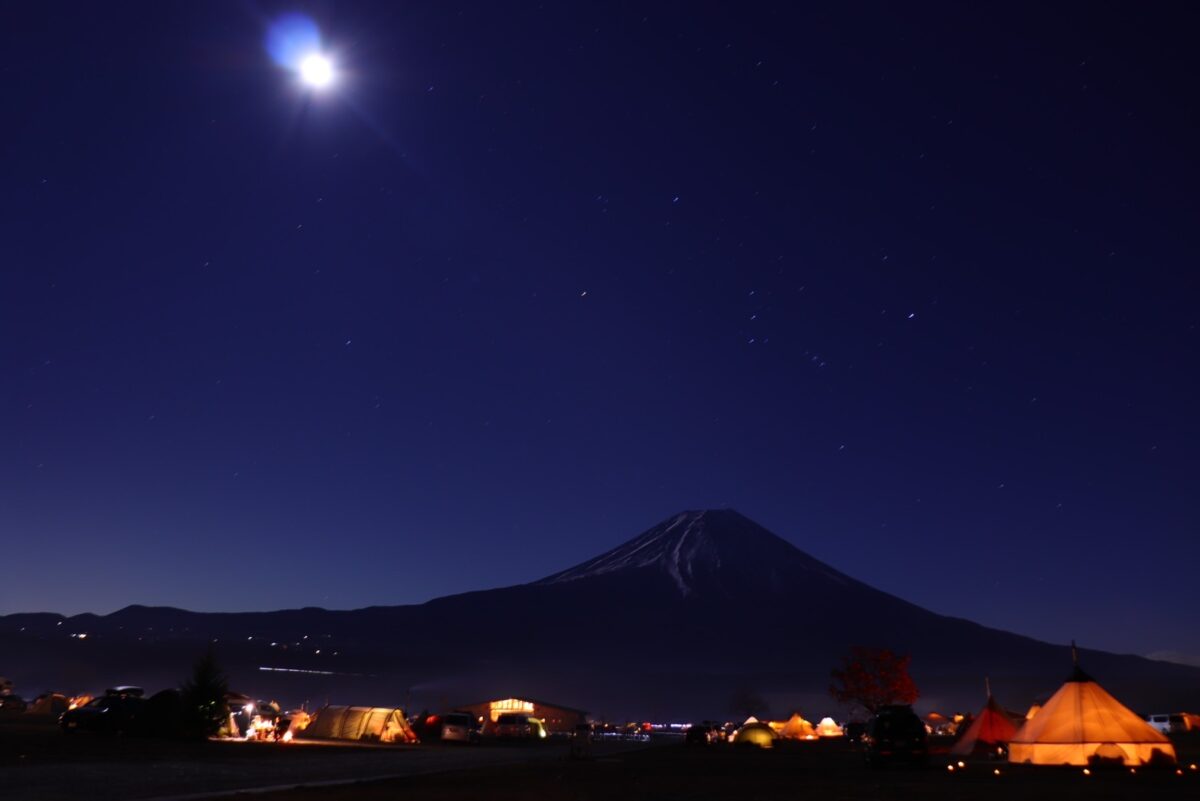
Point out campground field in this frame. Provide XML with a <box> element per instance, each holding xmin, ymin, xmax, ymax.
<box><xmin>250</xmin><ymin>737</ymin><xmax>1200</xmax><ymax>801</ymax></box>
<box><xmin>2</xmin><ymin>718</ymin><xmax>1198</xmax><ymax>801</ymax></box>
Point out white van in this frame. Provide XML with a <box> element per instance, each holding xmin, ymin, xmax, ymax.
<box><xmin>1145</xmin><ymin>713</ymin><xmax>1186</xmax><ymax>733</ymax></box>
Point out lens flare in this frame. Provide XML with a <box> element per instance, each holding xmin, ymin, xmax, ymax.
<box><xmin>266</xmin><ymin>13</ymin><xmax>320</xmax><ymax>68</ymax></box>
<box><xmin>266</xmin><ymin>13</ymin><xmax>335</xmax><ymax>89</ymax></box>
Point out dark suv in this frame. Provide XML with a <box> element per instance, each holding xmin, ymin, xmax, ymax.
<box><xmin>60</xmin><ymin>692</ymin><xmax>145</xmax><ymax>734</ymax></box>
<box><xmin>862</xmin><ymin>705</ymin><xmax>928</xmax><ymax>768</ymax></box>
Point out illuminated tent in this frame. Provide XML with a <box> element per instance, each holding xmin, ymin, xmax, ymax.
<box><xmin>303</xmin><ymin>705</ymin><xmax>418</xmax><ymax>744</ymax></box>
<box><xmin>815</xmin><ymin>716</ymin><xmax>844</xmax><ymax>737</ymax></box>
<box><xmin>774</xmin><ymin>713</ymin><xmax>816</xmax><ymax>739</ymax></box>
<box><xmin>733</xmin><ymin>721</ymin><xmax>776</xmax><ymax>748</ymax></box>
<box><xmin>1008</xmin><ymin>667</ymin><xmax>1175</xmax><ymax>766</ymax></box>
<box><xmin>924</xmin><ymin>711</ymin><xmax>955</xmax><ymax>734</ymax></box>
<box><xmin>28</xmin><ymin>693</ymin><xmax>70</xmax><ymax>716</ymax></box>
<box><xmin>951</xmin><ymin>693</ymin><xmax>1018</xmax><ymax>756</ymax></box>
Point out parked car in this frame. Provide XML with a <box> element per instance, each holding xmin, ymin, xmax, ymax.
<box><xmin>440</xmin><ymin>712</ymin><xmax>480</xmax><ymax>743</ymax></box>
<box><xmin>140</xmin><ymin>689</ymin><xmax>185</xmax><ymax>736</ymax></box>
<box><xmin>60</xmin><ymin>693</ymin><xmax>145</xmax><ymax>734</ymax></box>
<box><xmin>419</xmin><ymin>712</ymin><xmax>480</xmax><ymax>743</ymax></box>
<box><xmin>1145</xmin><ymin>713</ymin><xmax>1190</xmax><ymax>734</ymax></box>
<box><xmin>490</xmin><ymin>713</ymin><xmax>547</xmax><ymax>740</ymax></box>
<box><xmin>0</xmin><ymin>695</ymin><xmax>27</xmax><ymax>714</ymax></box>
<box><xmin>862</xmin><ymin>705</ymin><xmax>929</xmax><ymax>768</ymax></box>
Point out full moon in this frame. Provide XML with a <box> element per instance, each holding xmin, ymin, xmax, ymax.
<box><xmin>299</xmin><ymin>54</ymin><xmax>334</xmax><ymax>88</ymax></box>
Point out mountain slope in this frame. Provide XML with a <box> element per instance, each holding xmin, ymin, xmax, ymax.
<box><xmin>2</xmin><ymin>509</ymin><xmax>1196</xmax><ymax>718</ymax></box>
<box><xmin>539</xmin><ymin>509</ymin><xmax>861</xmax><ymax>595</ymax></box>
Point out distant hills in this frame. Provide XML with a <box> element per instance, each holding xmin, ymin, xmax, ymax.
<box><xmin>3</xmin><ymin>509</ymin><xmax>1197</xmax><ymax>719</ymax></box>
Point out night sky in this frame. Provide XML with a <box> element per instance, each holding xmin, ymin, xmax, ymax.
<box><xmin>2</xmin><ymin>2</ymin><xmax>1196</xmax><ymax>661</ymax></box>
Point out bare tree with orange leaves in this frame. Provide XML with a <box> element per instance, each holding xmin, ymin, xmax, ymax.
<box><xmin>830</xmin><ymin>646</ymin><xmax>919</xmax><ymax>714</ymax></box>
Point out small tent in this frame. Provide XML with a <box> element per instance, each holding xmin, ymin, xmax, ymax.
<box><xmin>303</xmin><ymin>705</ymin><xmax>418</xmax><ymax>744</ymax></box>
<box><xmin>815</xmin><ymin>717</ymin><xmax>844</xmax><ymax>737</ymax></box>
<box><xmin>924</xmin><ymin>711</ymin><xmax>955</xmax><ymax>735</ymax></box>
<box><xmin>951</xmin><ymin>693</ymin><xmax>1018</xmax><ymax>756</ymax></box>
<box><xmin>1008</xmin><ymin>666</ymin><xmax>1175</xmax><ymax>766</ymax></box>
<box><xmin>774</xmin><ymin>713</ymin><xmax>816</xmax><ymax>740</ymax></box>
<box><xmin>28</xmin><ymin>693</ymin><xmax>70</xmax><ymax>717</ymax></box>
<box><xmin>733</xmin><ymin>721</ymin><xmax>776</xmax><ymax>748</ymax></box>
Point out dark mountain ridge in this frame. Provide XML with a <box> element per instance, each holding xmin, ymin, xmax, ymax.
<box><xmin>2</xmin><ymin>510</ymin><xmax>1196</xmax><ymax>719</ymax></box>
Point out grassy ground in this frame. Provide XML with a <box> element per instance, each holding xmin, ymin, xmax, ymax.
<box><xmin>0</xmin><ymin>718</ymin><xmax>646</xmax><ymax>801</ymax></box>
<box><xmin>255</xmin><ymin>735</ymin><xmax>1200</xmax><ymax>801</ymax></box>
<box><xmin>3</xmin><ymin>717</ymin><xmax>1198</xmax><ymax>801</ymax></box>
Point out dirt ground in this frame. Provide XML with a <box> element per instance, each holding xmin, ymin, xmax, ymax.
<box><xmin>2</xmin><ymin>718</ymin><xmax>1197</xmax><ymax>801</ymax></box>
<box><xmin>253</xmin><ymin>736</ymin><xmax>1200</xmax><ymax>801</ymax></box>
<box><xmin>0</xmin><ymin>718</ymin><xmax>620</xmax><ymax>801</ymax></box>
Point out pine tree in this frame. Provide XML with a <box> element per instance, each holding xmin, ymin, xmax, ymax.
<box><xmin>181</xmin><ymin>647</ymin><xmax>229</xmax><ymax>739</ymax></box>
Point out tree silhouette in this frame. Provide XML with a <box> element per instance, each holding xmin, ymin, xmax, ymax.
<box><xmin>180</xmin><ymin>647</ymin><xmax>230</xmax><ymax>739</ymax></box>
<box><xmin>829</xmin><ymin>646</ymin><xmax>919</xmax><ymax>714</ymax></box>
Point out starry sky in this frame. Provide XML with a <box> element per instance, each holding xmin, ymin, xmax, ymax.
<box><xmin>2</xmin><ymin>2</ymin><xmax>1197</xmax><ymax>661</ymax></box>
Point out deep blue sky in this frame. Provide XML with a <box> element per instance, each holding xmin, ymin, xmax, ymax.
<box><xmin>2</xmin><ymin>2</ymin><xmax>1196</xmax><ymax>660</ymax></box>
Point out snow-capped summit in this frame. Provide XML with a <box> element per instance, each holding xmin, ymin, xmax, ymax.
<box><xmin>538</xmin><ymin>509</ymin><xmax>855</xmax><ymax>596</ymax></box>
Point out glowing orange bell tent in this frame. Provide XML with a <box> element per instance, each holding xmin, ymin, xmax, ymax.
<box><xmin>950</xmin><ymin>692</ymin><xmax>1019</xmax><ymax>756</ymax></box>
<box><xmin>774</xmin><ymin>713</ymin><xmax>816</xmax><ymax>739</ymax></box>
<box><xmin>1008</xmin><ymin>665</ymin><xmax>1175</xmax><ymax>766</ymax></box>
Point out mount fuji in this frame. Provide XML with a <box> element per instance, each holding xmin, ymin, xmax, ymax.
<box><xmin>2</xmin><ymin>510</ymin><xmax>1197</xmax><ymax>718</ymax></box>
